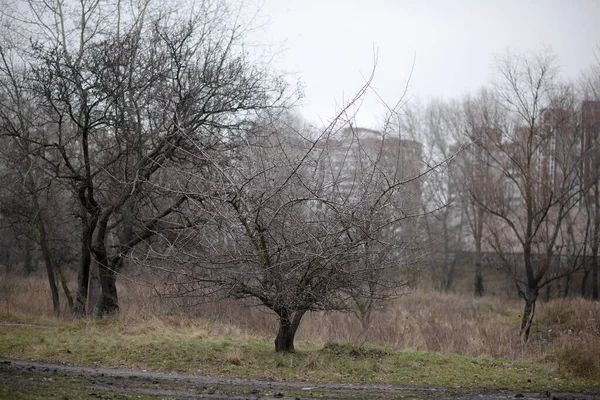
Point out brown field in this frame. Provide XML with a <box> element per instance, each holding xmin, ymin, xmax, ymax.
<box><xmin>2</xmin><ymin>268</ymin><xmax>599</xmax><ymax>374</ymax></box>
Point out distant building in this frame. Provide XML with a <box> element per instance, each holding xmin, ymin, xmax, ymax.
<box><xmin>538</xmin><ymin>107</ymin><xmax>579</xmax><ymax>198</ymax></box>
<box><xmin>316</xmin><ymin>126</ymin><xmax>421</xmax><ymax>212</ymax></box>
<box><xmin>314</xmin><ymin>126</ymin><xmax>422</xmax><ymax>242</ymax></box>
<box><xmin>450</xmin><ymin>101</ymin><xmax>599</xmax><ymax>257</ymax></box>
<box><xmin>582</xmin><ymin>101</ymin><xmax>600</xmax><ymax>196</ymax></box>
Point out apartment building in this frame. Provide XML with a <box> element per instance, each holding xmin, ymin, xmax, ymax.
<box><xmin>315</xmin><ymin>126</ymin><xmax>422</xmax><ymax>213</ymax></box>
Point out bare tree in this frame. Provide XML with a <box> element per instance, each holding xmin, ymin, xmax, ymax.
<box><xmin>0</xmin><ymin>0</ymin><xmax>291</xmax><ymax>317</ymax></box>
<box><xmin>152</xmin><ymin>104</ymin><xmax>422</xmax><ymax>352</ymax></box>
<box><xmin>554</xmin><ymin>206</ymin><xmax>589</xmax><ymax>298</ymax></box>
<box><xmin>0</xmin><ymin>43</ymin><xmax>79</xmax><ymax>315</ymax></box>
<box><xmin>417</xmin><ymin>100</ymin><xmax>466</xmax><ymax>292</ymax></box>
<box><xmin>458</xmin><ymin>89</ymin><xmax>507</xmax><ymax>297</ymax></box>
<box><xmin>473</xmin><ymin>49</ymin><xmax>584</xmax><ymax>342</ymax></box>
<box><xmin>579</xmin><ymin>50</ymin><xmax>600</xmax><ymax>300</ymax></box>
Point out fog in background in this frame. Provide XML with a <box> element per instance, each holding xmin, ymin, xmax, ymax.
<box><xmin>252</xmin><ymin>0</ymin><xmax>600</xmax><ymax>127</ymax></box>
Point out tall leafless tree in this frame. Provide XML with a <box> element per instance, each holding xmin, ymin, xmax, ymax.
<box><xmin>579</xmin><ymin>49</ymin><xmax>600</xmax><ymax>300</ymax></box>
<box><xmin>0</xmin><ymin>0</ymin><xmax>292</xmax><ymax>317</ymax></box>
<box><xmin>458</xmin><ymin>89</ymin><xmax>507</xmax><ymax>297</ymax></box>
<box><xmin>417</xmin><ymin>100</ymin><xmax>466</xmax><ymax>292</ymax></box>
<box><xmin>0</xmin><ymin>43</ymin><xmax>80</xmax><ymax>315</ymax></box>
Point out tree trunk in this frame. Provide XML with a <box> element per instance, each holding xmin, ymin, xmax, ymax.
<box><xmin>474</xmin><ymin>241</ymin><xmax>484</xmax><ymax>297</ymax></box>
<box><xmin>593</xmin><ymin>254</ymin><xmax>599</xmax><ymax>301</ymax></box>
<box><xmin>441</xmin><ymin>217</ymin><xmax>455</xmax><ymax>293</ymax></box>
<box><xmin>4</xmin><ymin>248</ymin><xmax>10</xmax><ymax>273</ymax></box>
<box><xmin>74</xmin><ymin>254</ymin><xmax>90</xmax><ymax>316</ymax></box>
<box><xmin>274</xmin><ymin>309</ymin><xmax>306</xmax><ymax>352</ymax></box>
<box><xmin>562</xmin><ymin>273</ymin><xmax>571</xmax><ymax>298</ymax></box>
<box><xmin>87</xmin><ymin>260</ymin><xmax>100</xmax><ymax>315</ymax></box>
<box><xmin>95</xmin><ymin>258</ymin><xmax>119</xmax><ymax>317</ymax></box>
<box><xmin>474</xmin><ymin>263</ymin><xmax>484</xmax><ymax>297</ymax></box>
<box><xmin>56</xmin><ymin>263</ymin><xmax>74</xmax><ymax>312</ymax></box>
<box><xmin>581</xmin><ymin>263</ymin><xmax>590</xmax><ymax>298</ymax></box>
<box><xmin>92</xmin><ymin>210</ymin><xmax>120</xmax><ymax>318</ymax></box>
<box><xmin>37</xmin><ymin>219</ymin><xmax>60</xmax><ymax>317</ymax></box>
<box><xmin>74</xmin><ymin>216</ymin><xmax>94</xmax><ymax>316</ymax></box>
<box><xmin>24</xmin><ymin>238</ymin><xmax>34</xmax><ymax>274</ymax></box>
<box><xmin>520</xmin><ymin>287</ymin><xmax>538</xmax><ymax>344</ymax></box>
<box><xmin>593</xmin><ymin>182</ymin><xmax>600</xmax><ymax>301</ymax></box>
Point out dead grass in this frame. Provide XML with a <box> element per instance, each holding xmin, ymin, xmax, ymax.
<box><xmin>1</xmin><ymin>271</ymin><xmax>68</xmax><ymax>318</ymax></box>
<box><xmin>534</xmin><ymin>298</ymin><xmax>600</xmax><ymax>379</ymax></box>
<box><xmin>555</xmin><ymin>343</ymin><xmax>600</xmax><ymax>379</ymax></box>
<box><xmin>299</xmin><ymin>291</ymin><xmax>526</xmax><ymax>358</ymax></box>
<box><xmin>225</xmin><ymin>346</ymin><xmax>244</xmax><ymax>366</ymax></box>
<box><xmin>303</xmin><ymin>351</ymin><xmax>324</xmax><ymax>370</ymax></box>
<box><xmin>2</xmin><ymin>270</ymin><xmax>600</xmax><ymax>380</ymax></box>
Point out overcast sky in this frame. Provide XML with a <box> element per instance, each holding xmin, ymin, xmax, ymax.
<box><xmin>251</xmin><ymin>0</ymin><xmax>600</xmax><ymax>128</ymax></box>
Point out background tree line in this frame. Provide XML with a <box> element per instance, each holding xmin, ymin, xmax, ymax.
<box><xmin>398</xmin><ymin>48</ymin><xmax>600</xmax><ymax>343</ymax></box>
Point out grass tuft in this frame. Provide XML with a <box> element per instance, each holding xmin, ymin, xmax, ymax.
<box><xmin>322</xmin><ymin>342</ymin><xmax>391</xmax><ymax>359</ymax></box>
<box><xmin>225</xmin><ymin>347</ymin><xmax>244</xmax><ymax>366</ymax></box>
<box><xmin>304</xmin><ymin>351</ymin><xmax>324</xmax><ymax>370</ymax></box>
<box><xmin>556</xmin><ymin>343</ymin><xmax>600</xmax><ymax>379</ymax></box>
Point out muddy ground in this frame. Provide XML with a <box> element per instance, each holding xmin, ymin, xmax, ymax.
<box><xmin>0</xmin><ymin>359</ymin><xmax>598</xmax><ymax>400</ymax></box>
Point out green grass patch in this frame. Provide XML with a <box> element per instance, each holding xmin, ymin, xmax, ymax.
<box><xmin>0</xmin><ymin>314</ymin><xmax>596</xmax><ymax>391</ymax></box>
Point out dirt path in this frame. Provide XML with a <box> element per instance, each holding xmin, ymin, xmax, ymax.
<box><xmin>1</xmin><ymin>358</ymin><xmax>598</xmax><ymax>400</ymax></box>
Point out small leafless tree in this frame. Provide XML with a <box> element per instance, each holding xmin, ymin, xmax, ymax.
<box><xmin>152</xmin><ymin>99</ymin><xmax>423</xmax><ymax>352</ymax></box>
<box><xmin>472</xmin><ymin>49</ymin><xmax>584</xmax><ymax>343</ymax></box>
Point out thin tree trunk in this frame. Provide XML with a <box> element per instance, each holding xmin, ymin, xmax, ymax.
<box><xmin>562</xmin><ymin>273</ymin><xmax>571</xmax><ymax>298</ymax></box>
<box><xmin>582</xmin><ymin>264</ymin><xmax>590</xmax><ymax>298</ymax></box>
<box><xmin>24</xmin><ymin>155</ymin><xmax>59</xmax><ymax>315</ymax></box>
<box><xmin>37</xmin><ymin>218</ymin><xmax>60</xmax><ymax>317</ymax></box>
<box><xmin>592</xmin><ymin>219</ymin><xmax>599</xmax><ymax>300</ymax></box>
<box><xmin>24</xmin><ymin>238</ymin><xmax>33</xmax><ymax>274</ymax></box>
<box><xmin>4</xmin><ymin>249</ymin><xmax>10</xmax><ymax>273</ymax></box>
<box><xmin>474</xmin><ymin>240</ymin><xmax>484</xmax><ymax>297</ymax></box>
<box><xmin>474</xmin><ymin>261</ymin><xmax>484</xmax><ymax>297</ymax></box>
<box><xmin>520</xmin><ymin>287</ymin><xmax>538</xmax><ymax>344</ymax></box>
<box><xmin>593</xmin><ymin>253</ymin><xmax>599</xmax><ymax>300</ymax></box>
<box><xmin>520</xmin><ymin>234</ymin><xmax>540</xmax><ymax>344</ymax></box>
<box><xmin>441</xmin><ymin>217</ymin><xmax>455</xmax><ymax>293</ymax></box>
<box><xmin>592</xmin><ymin>184</ymin><xmax>599</xmax><ymax>300</ymax></box>
<box><xmin>56</xmin><ymin>263</ymin><xmax>74</xmax><ymax>312</ymax></box>
<box><xmin>274</xmin><ymin>309</ymin><xmax>306</xmax><ymax>352</ymax></box>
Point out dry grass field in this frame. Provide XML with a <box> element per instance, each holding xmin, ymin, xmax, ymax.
<box><xmin>1</xmin><ymin>270</ymin><xmax>599</xmax><ymax>390</ymax></box>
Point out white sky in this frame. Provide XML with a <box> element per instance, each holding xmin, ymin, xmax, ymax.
<box><xmin>251</xmin><ymin>0</ymin><xmax>600</xmax><ymax>128</ymax></box>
